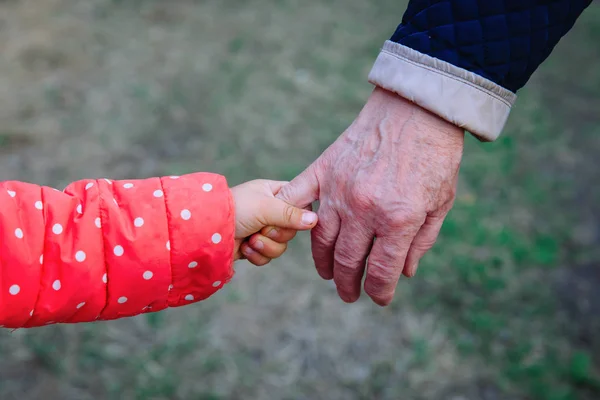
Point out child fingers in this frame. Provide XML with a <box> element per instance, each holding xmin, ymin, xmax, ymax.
<box><xmin>241</xmin><ymin>243</ymin><xmax>272</xmax><ymax>266</ymax></box>
<box><xmin>259</xmin><ymin>227</ymin><xmax>297</xmax><ymax>243</ymax></box>
<box><xmin>249</xmin><ymin>235</ymin><xmax>288</xmax><ymax>259</ymax></box>
<box><xmin>259</xmin><ymin>198</ymin><xmax>318</xmax><ymax>230</ymax></box>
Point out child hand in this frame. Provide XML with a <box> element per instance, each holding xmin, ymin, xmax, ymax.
<box><xmin>231</xmin><ymin>180</ymin><xmax>318</xmax><ymax>265</ymax></box>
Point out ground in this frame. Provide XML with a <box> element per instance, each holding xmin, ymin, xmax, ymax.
<box><xmin>0</xmin><ymin>1</ymin><xmax>599</xmax><ymax>399</ymax></box>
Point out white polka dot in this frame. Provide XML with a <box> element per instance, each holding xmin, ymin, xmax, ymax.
<box><xmin>76</xmin><ymin>204</ymin><xmax>83</xmax><ymax>214</ymax></box>
<box><xmin>102</xmin><ymin>273</ymin><xmax>107</xmax><ymax>284</ymax></box>
<box><xmin>95</xmin><ymin>217</ymin><xmax>102</xmax><ymax>228</ymax></box>
<box><xmin>153</xmin><ymin>189</ymin><xmax>163</xmax><ymax>198</ymax></box>
<box><xmin>170</xmin><ymin>176</ymin><xmax>179</xmax><ymax>179</ymax></box>
<box><xmin>134</xmin><ymin>217</ymin><xmax>144</xmax><ymax>227</ymax></box>
<box><xmin>202</xmin><ymin>183</ymin><xmax>213</xmax><ymax>192</ymax></box>
<box><xmin>166</xmin><ymin>241</ymin><xmax>170</xmax><ymax>251</ymax></box>
<box><xmin>7</xmin><ymin>190</ymin><xmax>16</xmax><ymax>197</ymax></box>
<box><xmin>188</xmin><ymin>261</ymin><xmax>198</xmax><ymax>269</ymax></box>
<box><xmin>75</xmin><ymin>251</ymin><xmax>86</xmax><ymax>262</ymax></box>
<box><xmin>104</xmin><ymin>179</ymin><xmax>112</xmax><ymax>184</ymax></box>
<box><xmin>14</xmin><ymin>228</ymin><xmax>23</xmax><ymax>239</ymax></box>
<box><xmin>184</xmin><ymin>294</ymin><xmax>194</xmax><ymax>301</ymax></box>
<box><xmin>113</xmin><ymin>198</ymin><xmax>118</xmax><ymax>206</ymax></box>
<box><xmin>168</xmin><ymin>284</ymin><xmax>174</xmax><ymax>291</ymax></box>
<box><xmin>85</xmin><ymin>182</ymin><xmax>94</xmax><ymax>190</ymax></box>
<box><xmin>143</xmin><ymin>271</ymin><xmax>153</xmax><ymax>280</ymax></box>
<box><xmin>30</xmin><ymin>310</ymin><xmax>34</xmax><ymax>317</ymax></box>
<box><xmin>118</xmin><ymin>296</ymin><xmax>128</xmax><ymax>304</ymax></box>
<box><xmin>113</xmin><ymin>245</ymin><xmax>124</xmax><ymax>257</ymax></box>
<box><xmin>52</xmin><ymin>223</ymin><xmax>63</xmax><ymax>235</ymax></box>
<box><xmin>35</xmin><ymin>201</ymin><xmax>43</xmax><ymax>210</ymax></box>
<box><xmin>76</xmin><ymin>302</ymin><xmax>85</xmax><ymax>309</ymax></box>
<box><xmin>212</xmin><ymin>281</ymin><xmax>222</xmax><ymax>288</ymax></box>
<box><xmin>211</xmin><ymin>233</ymin><xmax>222</xmax><ymax>244</ymax></box>
<box><xmin>123</xmin><ymin>183</ymin><xmax>134</xmax><ymax>189</ymax></box>
<box><xmin>180</xmin><ymin>209</ymin><xmax>191</xmax><ymax>220</ymax></box>
<box><xmin>9</xmin><ymin>285</ymin><xmax>20</xmax><ymax>295</ymax></box>
<box><xmin>39</xmin><ymin>255</ymin><xmax>43</xmax><ymax>264</ymax></box>
<box><xmin>52</xmin><ymin>280</ymin><xmax>61</xmax><ymax>291</ymax></box>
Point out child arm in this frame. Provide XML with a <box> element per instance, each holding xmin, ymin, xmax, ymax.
<box><xmin>0</xmin><ymin>173</ymin><xmax>234</xmax><ymax>329</ymax></box>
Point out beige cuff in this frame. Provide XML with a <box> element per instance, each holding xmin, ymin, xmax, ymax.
<box><xmin>368</xmin><ymin>40</ymin><xmax>517</xmax><ymax>142</ymax></box>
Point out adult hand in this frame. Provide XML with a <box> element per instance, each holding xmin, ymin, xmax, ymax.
<box><xmin>267</xmin><ymin>87</ymin><xmax>464</xmax><ymax>306</ymax></box>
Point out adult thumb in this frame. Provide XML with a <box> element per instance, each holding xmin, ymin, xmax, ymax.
<box><xmin>261</xmin><ymin>198</ymin><xmax>319</xmax><ymax>231</ymax></box>
<box><xmin>276</xmin><ymin>164</ymin><xmax>319</xmax><ymax>208</ymax></box>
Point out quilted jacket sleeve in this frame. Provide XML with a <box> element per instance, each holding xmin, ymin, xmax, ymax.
<box><xmin>0</xmin><ymin>172</ymin><xmax>235</xmax><ymax>329</ymax></box>
<box><xmin>369</xmin><ymin>0</ymin><xmax>594</xmax><ymax>141</ymax></box>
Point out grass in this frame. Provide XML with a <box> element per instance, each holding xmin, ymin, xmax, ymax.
<box><xmin>0</xmin><ymin>0</ymin><xmax>599</xmax><ymax>399</ymax></box>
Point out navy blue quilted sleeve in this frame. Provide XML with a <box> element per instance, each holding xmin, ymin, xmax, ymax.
<box><xmin>391</xmin><ymin>0</ymin><xmax>593</xmax><ymax>93</ymax></box>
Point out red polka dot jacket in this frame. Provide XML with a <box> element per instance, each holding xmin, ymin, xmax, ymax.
<box><xmin>0</xmin><ymin>172</ymin><xmax>235</xmax><ymax>329</ymax></box>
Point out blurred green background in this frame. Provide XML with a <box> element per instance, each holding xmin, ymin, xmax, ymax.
<box><xmin>0</xmin><ymin>0</ymin><xmax>599</xmax><ymax>399</ymax></box>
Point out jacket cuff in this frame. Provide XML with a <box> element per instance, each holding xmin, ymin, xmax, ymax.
<box><xmin>162</xmin><ymin>173</ymin><xmax>235</xmax><ymax>308</ymax></box>
<box><xmin>368</xmin><ymin>41</ymin><xmax>517</xmax><ymax>142</ymax></box>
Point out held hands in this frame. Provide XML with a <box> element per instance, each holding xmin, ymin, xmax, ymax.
<box><xmin>235</xmin><ymin>88</ymin><xmax>464</xmax><ymax>307</ymax></box>
<box><xmin>249</xmin><ymin>87</ymin><xmax>464</xmax><ymax>306</ymax></box>
<box><xmin>231</xmin><ymin>180</ymin><xmax>318</xmax><ymax>265</ymax></box>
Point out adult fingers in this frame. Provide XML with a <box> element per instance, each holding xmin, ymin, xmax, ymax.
<box><xmin>259</xmin><ymin>161</ymin><xmax>320</xmax><ymax>252</ymax></box>
<box><xmin>403</xmin><ymin>213</ymin><xmax>446</xmax><ymax>277</ymax></box>
<box><xmin>275</xmin><ymin>164</ymin><xmax>319</xmax><ymax>208</ymax></box>
<box><xmin>264</xmin><ymin>180</ymin><xmax>290</xmax><ymax>196</ymax></box>
<box><xmin>311</xmin><ymin>203</ymin><xmax>341</xmax><ymax>280</ymax></box>
<box><xmin>332</xmin><ymin>221</ymin><xmax>374</xmax><ymax>303</ymax></box>
<box><xmin>363</xmin><ymin>233</ymin><xmax>416</xmax><ymax>306</ymax></box>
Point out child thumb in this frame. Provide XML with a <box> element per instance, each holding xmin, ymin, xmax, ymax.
<box><xmin>261</xmin><ymin>198</ymin><xmax>318</xmax><ymax>230</ymax></box>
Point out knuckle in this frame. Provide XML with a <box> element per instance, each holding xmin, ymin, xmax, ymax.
<box><xmin>447</xmin><ymin>186</ymin><xmax>458</xmax><ymax>201</ymax></box>
<box><xmin>368</xmin><ymin>260</ymin><xmax>396</xmax><ymax>284</ymax></box>
<box><xmin>276</xmin><ymin>184</ymin><xmax>295</xmax><ymax>203</ymax></box>
<box><xmin>333</xmin><ymin>252</ymin><xmax>361</xmax><ymax>278</ymax></box>
<box><xmin>442</xmin><ymin>197</ymin><xmax>456</xmax><ymax>213</ymax></box>
<box><xmin>283</xmin><ymin>205</ymin><xmax>295</xmax><ymax>223</ymax></box>
<box><xmin>349</xmin><ymin>188</ymin><xmax>376</xmax><ymax>211</ymax></box>
<box><xmin>262</xmin><ymin>227</ymin><xmax>278</xmax><ymax>239</ymax></box>
<box><xmin>414</xmin><ymin>237</ymin><xmax>437</xmax><ymax>252</ymax></box>
<box><xmin>311</xmin><ymin>223</ymin><xmax>337</xmax><ymax>246</ymax></box>
<box><xmin>381</xmin><ymin>207</ymin><xmax>425</xmax><ymax>232</ymax></box>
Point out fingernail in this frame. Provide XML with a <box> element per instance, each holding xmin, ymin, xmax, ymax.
<box><xmin>267</xmin><ymin>228</ymin><xmax>278</xmax><ymax>239</ymax></box>
<box><xmin>253</xmin><ymin>240</ymin><xmax>264</xmax><ymax>250</ymax></box>
<box><xmin>302</xmin><ymin>212</ymin><xmax>317</xmax><ymax>225</ymax></box>
<box><xmin>243</xmin><ymin>246</ymin><xmax>254</xmax><ymax>256</ymax></box>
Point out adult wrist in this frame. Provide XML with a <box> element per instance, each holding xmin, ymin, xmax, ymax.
<box><xmin>357</xmin><ymin>86</ymin><xmax>465</xmax><ymax>150</ymax></box>
<box><xmin>368</xmin><ymin>41</ymin><xmax>516</xmax><ymax>142</ymax></box>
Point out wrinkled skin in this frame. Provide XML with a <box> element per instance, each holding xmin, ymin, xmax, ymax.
<box><xmin>270</xmin><ymin>87</ymin><xmax>464</xmax><ymax>306</ymax></box>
